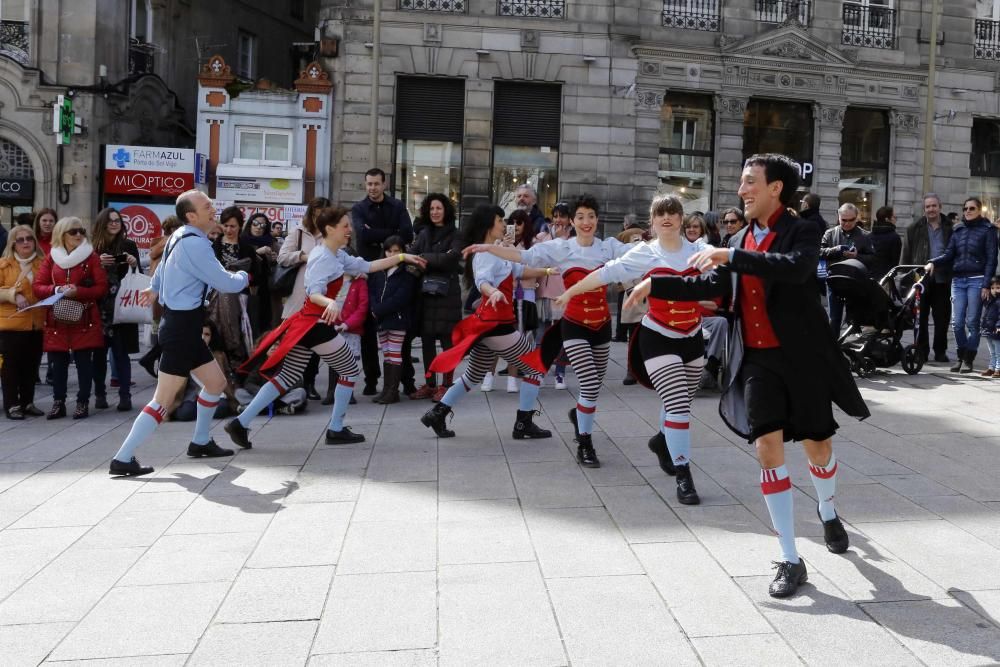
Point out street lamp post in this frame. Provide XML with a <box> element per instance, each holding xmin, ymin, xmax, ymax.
<box><xmin>922</xmin><ymin>0</ymin><xmax>942</xmax><ymax>196</ymax></box>
<box><xmin>369</xmin><ymin>0</ymin><xmax>381</xmax><ymax>170</ymax></box>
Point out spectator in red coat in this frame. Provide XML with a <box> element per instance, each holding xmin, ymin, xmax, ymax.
<box><xmin>33</xmin><ymin>216</ymin><xmax>108</xmax><ymax>420</ymax></box>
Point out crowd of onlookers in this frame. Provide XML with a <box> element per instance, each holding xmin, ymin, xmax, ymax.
<box><xmin>3</xmin><ymin>179</ymin><xmax>1000</xmax><ymax>423</ymax></box>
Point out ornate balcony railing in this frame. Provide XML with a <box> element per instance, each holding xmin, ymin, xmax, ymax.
<box><xmin>498</xmin><ymin>0</ymin><xmax>564</xmax><ymax>18</ymax></box>
<box><xmin>756</xmin><ymin>0</ymin><xmax>809</xmax><ymax>25</ymax></box>
<box><xmin>975</xmin><ymin>18</ymin><xmax>1000</xmax><ymax>60</ymax></box>
<box><xmin>400</xmin><ymin>0</ymin><xmax>466</xmax><ymax>12</ymax></box>
<box><xmin>662</xmin><ymin>0</ymin><xmax>720</xmax><ymax>32</ymax></box>
<box><xmin>129</xmin><ymin>38</ymin><xmax>155</xmax><ymax>76</ymax></box>
<box><xmin>0</xmin><ymin>20</ymin><xmax>29</xmax><ymax>66</ymax></box>
<box><xmin>842</xmin><ymin>2</ymin><xmax>897</xmax><ymax>50</ymax></box>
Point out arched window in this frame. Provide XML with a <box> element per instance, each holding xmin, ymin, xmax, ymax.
<box><xmin>0</xmin><ymin>137</ymin><xmax>35</xmax><ymax>180</ymax></box>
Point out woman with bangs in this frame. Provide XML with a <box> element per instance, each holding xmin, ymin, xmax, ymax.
<box><xmin>225</xmin><ymin>206</ymin><xmax>426</xmax><ymax>447</ymax></box>
<box><xmin>556</xmin><ymin>194</ymin><xmax>710</xmax><ymax>503</ymax></box>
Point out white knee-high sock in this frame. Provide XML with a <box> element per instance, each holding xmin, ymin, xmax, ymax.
<box><xmin>761</xmin><ymin>465</ymin><xmax>798</xmax><ymax>564</ymax></box>
<box><xmin>808</xmin><ymin>451</ymin><xmax>839</xmax><ymax>522</ymax></box>
<box><xmin>191</xmin><ymin>390</ymin><xmax>220</xmax><ymax>445</ymax></box>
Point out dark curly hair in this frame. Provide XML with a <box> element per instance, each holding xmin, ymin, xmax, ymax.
<box><xmin>508</xmin><ymin>209</ymin><xmax>534</xmax><ymax>250</ymax></box>
<box><xmin>570</xmin><ymin>194</ymin><xmax>600</xmax><ymax>219</ymax></box>
<box><xmin>461</xmin><ymin>203</ymin><xmax>505</xmax><ymax>288</ymax></box>
<box><xmin>419</xmin><ymin>193</ymin><xmax>456</xmax><ymax>228</ymax></box>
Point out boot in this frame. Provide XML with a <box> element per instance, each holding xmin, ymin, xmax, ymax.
<box><xmin>373</xmin><ymin>364</ymin><xmax>401</xmax><ymax>404</ymax></box>
<box><xmin>674</xmin><ymin>464</ymin><xmax>700</xmax><ymax>505</ymax></box>
<box><xmin>304</xmin><ymin>382</ymin><xmax>321</xmax><ymax>401</ymax></box>
<box><xmin>138</xmin><ymin>345</ymin><xmax>159</xmax><ymax>378</ymax></box>
<box><xmin>513</xmin><ymin>410</ymin><xmax>552</xmax><ymax>439</ymax></box>
<box><xmin>950</xmin><ymin>350</ymin><xmax>965</xmax><ymax>373</ymax></box>
<box><xmin>321</xmin><ymin>369</ymin><xmax>336</xmax><ymax>405</ymax></box>
<box><xmin>371</xmin><ymin>362</ymin><xmax>392</xmax><ymax>403</ymax></box>
<box><xmin>576</xmin><ymin>433</ymin><xmax>600</xmax><ymax>468</ymax></box>
<box><xmin>421</xmin><ymin>402</ymin><xmax>456</xmax><ymax>438</ymax></box>
<box><xmin>961</xmin><ymin>350</ymin><xmax>976</xmax><ymax>374</ymax></box>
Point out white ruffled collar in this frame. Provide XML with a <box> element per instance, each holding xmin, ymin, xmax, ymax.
<box><xmin>50</xmin><ymin>241</ymin><xmax>94</xmax><ymax>270</ymax></box>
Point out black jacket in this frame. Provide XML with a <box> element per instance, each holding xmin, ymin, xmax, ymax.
<box><xmin>368</xmin><ymin>265</ymin><xmax>419</xmax><ymax>331</ymax></box>
<box><xmin>981</xmin><ymin>296</ymin><xmax>1000</xmax><ymax>339</ymax></box>
<box><xmin>901</xmin><ymin>215</ymin><xmax>954</xmax><ymax>282</ymax></box>
<box><xmin>868</xmin><ymin>223</ymin><xmax>902</xmax><ymax>280</ymax></box>
<box><xmin>647</xmin><ymin>211</ymin><xmax>870</xmax><ymax>439</ymax></box>
<box><xmin>409</xmin><ymin>223</ymin><xmax>465</xmax><ymax>335</ymax></box>
<box><xmin>351</xmin><ymin>195</ymin><xmax>414</xmax><ymax>261</ymax></box>
<box><xmin>800</xmin><ymin>208</ymin><xmax>828</xmax><ymax>238</ymax></box>
<box><xmin>820</xmin><ymin>225</ymin><xmax>875</xmax><ymax>266</ymax></box>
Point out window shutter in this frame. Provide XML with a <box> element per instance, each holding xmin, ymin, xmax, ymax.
<box><xmin>396</xmin><ymin>77</ymin><xmax>465</xmax><ymax>142</ymax></box>
<box><xmin>493</xmin><ymin>82</ymin><xmax>562</xmax><ymax>146</ymax></box>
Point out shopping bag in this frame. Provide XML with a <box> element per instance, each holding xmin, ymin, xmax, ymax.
<box><xmin>113</xmin><ymin>268</ymin><xmax>153</xmax><ymax>324</ymax></box>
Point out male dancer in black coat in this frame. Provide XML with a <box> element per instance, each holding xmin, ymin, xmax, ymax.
<box><xmin>627</xmin><ymin>154</ymin><xmax>870</xmax><ymax>598</ymax></box>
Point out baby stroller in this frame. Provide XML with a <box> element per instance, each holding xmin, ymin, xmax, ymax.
<box><xmin>826</xmin><ymin>259</ymin><xmax>926</xmax><ymax>377</ymax></box>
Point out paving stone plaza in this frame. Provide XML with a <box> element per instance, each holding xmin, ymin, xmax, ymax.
<box><xmin>2</xmin><ymin>346</ymin><xmax>1000</xmax><ymax>666</ymax></box>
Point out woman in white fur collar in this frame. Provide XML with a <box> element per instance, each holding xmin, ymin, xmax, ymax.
<box><xmin>32</xmin><ymin>216</ymin><xmax>108</xmax><ymax>420</ymax></box>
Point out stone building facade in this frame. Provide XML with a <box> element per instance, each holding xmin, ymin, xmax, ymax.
<box><xmin>0</xmin><ymin>0</ymin><xmax>317</xmax><ymax>224</ymax></box>
<box><xmin>317</xmin><ymin>0</ymin><xmax>1000</xmax><ymax>228</ymax></box>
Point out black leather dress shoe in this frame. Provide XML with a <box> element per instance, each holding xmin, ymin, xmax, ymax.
<box><xmin>647</xmin><ymin>432</ymin><xmax>676</xmax><ymax>476</ymax></box>
<box><xmin>576</xmin><ymin>434</ymin><xmax>600</xmax><ymax>468</ymax></box>
<box><xmin>117</xmin><ymin>398</ymin><xmax>133</xmax><ymax>412</ymax></box>
<box><xmin>362</xmin><ymin>384</ymin><xmax>378</xmax><ymax>396</ymax></box>
<box><xmin>818</xmin><ymin>509</ymin><xmax>850</xmax><ymax>554</ymax></box>
<box><xmin>769</xmin><ymin>559</ymin><xmax>808</xmax><ymax>598</ymax></box>
<box><xmin>674</xmin><ymin>464</ymin><xmax>700</xmax><ymax>505</ymax></box>
<box><xmin>109</xmin><ymin>457</ymin><xmax>154</xmax><ymax>477</ymax></box>
<box><xmin>325</xmin><ymin>427</ymin><xmax>366</xmax><ymax>445</ymax></box>
<box><xmin>187</xmin><ymin>439</ymin><xmax>234</xmax><ymax>458</ymax></box>
<box><xmin>304</xmin><ymin>384</ymin><xmax>321</xmax><ymax>401</ymax></box>
<box><xmin>224</xmin><ymin>419</ymin><xmax>253</xmax><ymax>449</ymax></box>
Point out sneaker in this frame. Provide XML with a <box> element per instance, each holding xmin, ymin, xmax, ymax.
<box><xmin>187</xmin><ymin>439</ymin><xmax>234</xmax><ymax>458</ymax></box>
<box><xmin>768</xmin><ymin>559</ymin><xmax>808</xmax><ymax>598</ymax></box>
<box><xmin>224</xmin><ymin>419</ymin><xmax>253</xmax><ymax>449</ymax></box>
<box><xmin>554</xmin><ymin>375</ymin><xmax>567</xmax><ymax>390</ymax></box>
<box><xmin>109</xmin><ymin>457</ymin><xmax>154</xmax><ymax>477</ymax></box>
<box><xmin>981</xmin><ymin>369</ymin><xmax>995</xmax><ymax>378</ymax></box>
<box><xmin>325</xmin><ymin>426</ymin><xmax>366</xmax><ymax>445</ymax></box>
<box><xmin>506</xmin><ymin>376</ymin><xmax>518</xmax><ymax>393</ymax></box>
<box><xmin>480</xmin><ymin>372</ymin><xmax>494</xmax><ymax>392</ymax></box>
<box><xmin>818</xmin><ymin>508</ymin><xmax>850</xmax><ymax>554</ymax></box>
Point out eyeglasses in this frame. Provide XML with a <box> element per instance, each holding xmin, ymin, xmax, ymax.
<box><xmin>108</xmin><ymin>217</ymin><xmax>122</xmax><ymax>224</ymax></box>
<box><xmin>724</xmin><ymin>218</ymin><xmax>740</xmax><ymax>224</ymax></box>
<box><xmin>252</xmin><ymin>221</ymin><xmax>268</xmax><ymax>228</ymax></box>
<box><xmin>840</xmin><ymin>218</ymin><xmax>858</xmax><ymax>224</ymax></box>
<box><xmin>65</xmin><ymin>229</ymin><xmax>86</xmax><ymax>236</ymax></box>
<box><xmin>514</xmin><ymin>221</ymin><xmax>524</xmax><ymax>226</ymax></box>
<box><xmin>14</xmin><ymin>236</ymin><xmax>33</xmax><ymax>244</ymax></box>
<box><xmin>964</xmin><ymin>206</ymin><xmax>979</xmax><ymax>212</ymax></box>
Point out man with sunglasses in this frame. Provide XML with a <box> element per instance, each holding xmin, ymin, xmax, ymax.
<box><xmin>820</xmin><ymin>203</ymin><xmax>875</xmax><ymax>334</ymax></box>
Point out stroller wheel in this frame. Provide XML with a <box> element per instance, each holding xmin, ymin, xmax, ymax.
<box><xmin>901</xmin><ymin>345</ymin><xmax>924</xmax><ymax>375</ymax></box>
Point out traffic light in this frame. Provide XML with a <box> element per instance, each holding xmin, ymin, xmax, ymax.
<box><xmin>52</xmin><ymin>94</ymin><xmax>74</xmax><ymax>145</ymax></box>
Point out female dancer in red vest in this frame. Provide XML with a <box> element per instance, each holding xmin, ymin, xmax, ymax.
<box><xmin>225</xmin><ymin>206</ymin><xmax>426</xmax><ymax>447</ymax></box>
<box><xmin>421</xmin><ymin>203</ymin><xmax>553</xmax><ymax>440</ymax></box>
<box><xmin>555</xmin><ymin>194</ymin><xmax>708</xmax><ymax>503</ymax></box>
<box><xmin>463</xmin><ymin>194</ymin><xmax>635</xmax><ymax>468</ymax></box>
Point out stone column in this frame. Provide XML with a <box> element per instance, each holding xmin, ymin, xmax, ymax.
<box><xmin>713</xmin><ymin>95</ymin><xmax>749</xmax><ymax>211</ymax></box>
<box><xmin>816</xmin><ymin>104</ymin><xmax>846</xmax><ymax>223</ymax></box>
<box><xmin>889</xmin><ymin>110</ymin><xmax>921</xmax><ymax>228</ymax></box>
<box><xmin>633</xmin><ymin>87</ymin><xmax>664</xmax><ymax>210</ymax></box>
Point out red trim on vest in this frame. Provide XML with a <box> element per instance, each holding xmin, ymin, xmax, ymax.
<box><xmin>645</xmin><ymin>266</ymin><xmax>703</xmax><ymax>334</ymax></box>
<box><xmin>142</xmin><ymin>405</ymin><xmax>166</xmax><ymax>423</ymax></box>
<box><xmin>809</xmin><ymin>462</ymin><xmax>838</xmax><ymax>480</ymax></box>
<box><xmin>663</xmin><ymin>420</ymin><xmax>690</xmax><ymax>430</ymax></box>
<box><xmin>739</xmin><ymin>225</ymin><xmax>780</xmax><ymax>349</ymax></box>
<box><xmin>563</xmin><ymin>267</ymin><xmax>610</xmax><ymax>330</ymax></box>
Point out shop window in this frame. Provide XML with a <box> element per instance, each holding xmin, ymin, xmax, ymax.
<box><xmin>743</xmin><ymin>98</ymin><xmax>814</xmax><ymax>207</ymax></box>
<box><xmin>394</xmin><ymin>77</ymin><xmax>465</xmax><ymax>221</ymax></box>
<box><xmin>237</xmin><ymin>30</ymin><xmax>256</xmax><ymax>79</ymax></box>
<box><xmin>236</xmin><ymin>128</ymin><xmax>292</xmax><ymax>165</ymax></box>
<box><xmin>658</xmin><ymin>93</ymin><xmax>714</xmax><ymax>213</ymax></box>
<box><xmin>130</xmin><ymin>0</ymin><xmax>152</xmax><ymax>43</ymax></box>
<box><xmin>970</xmin><ymin>118</ymin><xmax>1000</xmax><ymax>220</ymax></box>
<box><xmin>839</xmin><ymin>108</ymin><xmax>889</xmax><ymax>226</ymax></box>
<box><xmin>492</xmin><ymin>81</ymin><xmax>561</xmax><ymax>215</ymax></box>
